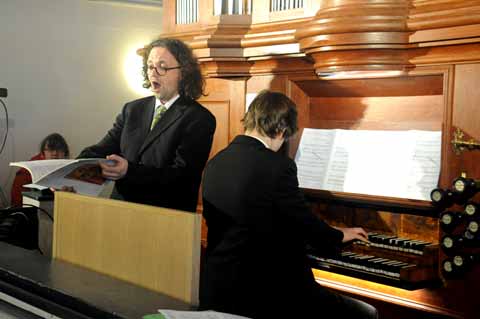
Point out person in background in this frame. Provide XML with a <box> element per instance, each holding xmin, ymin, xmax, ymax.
<box><xmin>78</xmin><ymin>38</ymin><xmax>216</xmax><ymax>212</ymax></box>
<box><xmin>10</xmin><ymin>133</ymin><xmax>69</xmax><ymax>206</ymax></box>
<box><xmin>200</xmin><ymin>90</ymin><xmax>378</xmax><ymax>319</ymax></box>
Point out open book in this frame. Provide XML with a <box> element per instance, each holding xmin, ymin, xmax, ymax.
<box><xmin>294</xmin><ymin>128</ymin><xmax>442</xmax><ymax>201</ymax></box>
<box><xmin>10</xmin><ymin>158</ymin><xmax>114</xmax><ymax>197</ymax></box>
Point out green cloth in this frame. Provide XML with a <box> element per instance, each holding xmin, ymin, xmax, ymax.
<box><xmin>143</xmin><ymin>314</ymin><xmax>166</xmax><ymax>319</ymax></box>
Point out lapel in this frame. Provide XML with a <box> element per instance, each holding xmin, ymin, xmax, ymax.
<box><xmin>139</xmin><ymin>96</ymin><xmax>187</xmax><ymax>155</ymax></box>
<box><xmin>140</xmin><ymin>96</ymin><xmax>156</xmax><ymax>138</ymax></box>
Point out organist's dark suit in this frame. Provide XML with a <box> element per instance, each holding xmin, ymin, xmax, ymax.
<box><xmin>201</xmin><ymin>135</ymin><xmax>355</xmax><ymax>318</ymax></box>
<box><xmin>79</xmin><ymin>95</ymin><xmax>216</xmax><ymax>212</ymax></box>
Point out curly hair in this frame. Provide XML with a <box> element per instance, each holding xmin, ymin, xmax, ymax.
<box><xmin>141</xmin><ymin>38</ymin><xmax>204</xmax><ymax>100</ymax></box>
<box><xmin>242</xmin><ymin>90</ymin><xmax>298</xmax><ymax>139</ymax></box>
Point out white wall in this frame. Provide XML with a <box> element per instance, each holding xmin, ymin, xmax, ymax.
<box><xmin>0</xmin><ymin>0</ymin><xmax>163</xmax><ymax>205</ymax></box>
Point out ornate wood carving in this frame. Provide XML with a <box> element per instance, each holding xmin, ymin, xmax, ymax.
<box><xmin>295</xmin><ymin>0</ymin><xmax>480</xmax><ymax>75</ymax></box>
<box><xmin>158</xmin><ymin>0</ymin><xmax>480</xmax><ymax>77</ymax></box>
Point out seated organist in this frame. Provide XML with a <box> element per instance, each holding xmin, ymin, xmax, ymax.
<box><xmin>200</xmin><ymin>90</ymin><xmax>379</xmax><ymax>319</ymax></box>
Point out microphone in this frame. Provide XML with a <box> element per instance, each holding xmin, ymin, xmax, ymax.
<box><xmin>0</xmin><ymin>88</ymin><xmax>7</xmax><ymax>98</ymax></box>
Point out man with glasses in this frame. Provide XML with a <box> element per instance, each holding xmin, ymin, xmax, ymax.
<box><xmin>79</xmin><ymin>38</ymin><xmax>216</xmax><ymax>212</ymax></box>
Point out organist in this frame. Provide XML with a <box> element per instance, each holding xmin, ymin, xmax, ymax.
<box><xmin>200</xmin><ymin>90</ymin><xmax>378</xmax><ymax>319</ymax></box>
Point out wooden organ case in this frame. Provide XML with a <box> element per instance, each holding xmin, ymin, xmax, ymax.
<box><xmin>160</xmin><ymin>1</ymin><xmax>480</xmax><ymax>318</ymax></box>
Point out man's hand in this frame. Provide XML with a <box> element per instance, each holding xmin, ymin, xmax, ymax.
<box><xmin>50</xmin><ymin>186</ymin><xmax>76</xmax><ymax>193</ymax></box>
<box><xmin>99</xmin><ymin>154</ymin><xmax>128</xmax><ymax>180</ymax></box>
<box><xmin>335</xmin><ymin>226</ymin><xmax>369</xmax><ymax>244</ymax></box>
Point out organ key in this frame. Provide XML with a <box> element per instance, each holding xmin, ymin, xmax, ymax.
<box><xmin>308</xmin><ymin>232</ymin><xmax>439</xmax><ymax>289</ymax></box>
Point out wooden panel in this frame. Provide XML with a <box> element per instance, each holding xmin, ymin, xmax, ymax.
<box><xmin>196</xmin><ymin>100</ymin><xmax>229</xmax><ymax>244</ymax></box>
<box><xmin>400</xmin><ymin>215</ymin><xmax>438</xmax><ymax>243</ymax></box>
<box><xmin>202</xmin><ymin>78</ymin><xmax>234</xmax><ymax>101</ymax></box>
<box><xmin>200</xmin><ymin>101</ymin><xmax>230</xmax><ymax>159</ymax></box>
<box><xmin>451</xmin><ymin>63</ymin><xmax>480</xmax><ymax>196</ymax></box>
<box><xmin>201</xmin><ymin>77</ymin><xmax>247</xmax><ymax>144</ymax></box>
<box><xmin>438</xmin><ymin>63</ymin><xmax>480</xmax><ymax>319</ymax></box>
<box><xmin>286</xmin><ymin>73</ymin><xmax>445</xmax><ymax>160</ymax></box>
<box><xmin>247</xmin><ymin>74</ymin><xmax>289</xmax><ymax>94</ymax></box>
<box><xmin>312</xmin><ymin>269</ymin><xmax>465</xmax><ymax>319</ymax></box>
<box><xmin>229</xmin><ymin>79</ymin><xmax>248</xmax><ymax>140</ymax></box>
<box><xmin>53</xmin><ymin>192</ymin><xmax>201</xmax><ymax>305</ymax></box>
<box><xmin>198</xmin><ymin>78</ymin><xmax>247</xmax><ymax>244</ymax></box>
<box><xmin>453</xmin><ymin>64</ymin><xmax>480</xmax><ymax>142</ymax></box>
<box><xmin>295</xmin><ymin>76</ymin><xmax>444</xmax><ymax>97</ymax></box>
<box><xmin>438</xmin><ymin>62</ymin><xmax>480</xmax><ymax>190</ymax></box>
<box><xmin>312</xmin><ymin>204</ymin><xmax>438</xmax><ymax>243</ymax></box>
<box><xmin>408</xmin><ymin>1</ymin><xmax>480</xmax><ymax>30</ymax></box>
<box><xmin>309</xmin><ymin>96</ymin><xmax>443</xmax><ymax>131</ymax></box>
<box><xmin>288</xmin><ymin>79</ymin><xmax>311</xmax><ymax>158</ymax></box>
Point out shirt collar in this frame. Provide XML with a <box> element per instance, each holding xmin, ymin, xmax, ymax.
<box><xmin>155</xmin><ymin>94</ymin><xmax>180</xmax><ymax>111</ymax></box>
<box><xmin>248</xmin><ymin>135</ymin><xmax>269</xmax><ymax>149</ymax></box>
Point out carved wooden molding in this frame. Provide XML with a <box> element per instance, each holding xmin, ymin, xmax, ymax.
<box><xmin>201</xmin><ymin>60</ymin><xmax>252</xmax><ymax>77</ymax></box>
<box><xmin>408</xmin><ymin>0</ymin><xmax>480</xmax><ymax>30</ymax></box>
<box><xmin>295</xmin><ymin>0</ymin><xmax>480</xmax><ymax>74</ymax></box>
<box><xmin>158</xmin><ymin>0</ymin><xmax>480</xmax><ymax>77</ymax></box>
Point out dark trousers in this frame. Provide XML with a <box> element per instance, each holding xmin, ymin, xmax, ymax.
<box><xmin>200</xmin><ymin>282</ymin><xmax>378</xmax><ymax>319</ymax></box>
<box><xmin>334</xmin><ymin>292</ymin><xmax>379</xmax><ymax>319</ymax></box>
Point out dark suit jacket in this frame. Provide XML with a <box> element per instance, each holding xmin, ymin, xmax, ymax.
<box><xmin>79</xmin><ymin>95</ymin><xmax>216</xmax><ymax>212</ymax></box>
<box><xmin>200</xmin><ymin>135</ymin><xmax>344</xmax><ymax>318</ymax></box>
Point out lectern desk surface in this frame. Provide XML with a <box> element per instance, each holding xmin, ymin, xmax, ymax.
<box><xmin>0</xmin><ymin>242</ymin><xmax>191</xmax><ymax>319</ymax></box>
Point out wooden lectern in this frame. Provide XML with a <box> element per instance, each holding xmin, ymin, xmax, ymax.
<box><xmin>52</xmin><ymin>192</ymin><xmax>201</xmax><ymax>306</ymax></box>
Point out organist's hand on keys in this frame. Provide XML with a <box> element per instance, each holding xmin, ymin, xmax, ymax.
<box><xmin>334</xmin><ymin>226</ymin><xmax>369</xmax><ymax>244</ymax></box>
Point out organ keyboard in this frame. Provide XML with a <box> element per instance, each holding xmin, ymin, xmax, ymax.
<box><xmin>308</xmin><ymin>233</ymin><xmax>439</xmax><ymax>290</ymax></box>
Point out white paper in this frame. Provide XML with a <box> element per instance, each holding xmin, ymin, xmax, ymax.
<box><xmin>157</xmin><ymin>310</ymin><xmax>251</xmax><ymax>319</ymax></box>
<box><xmin>245</xmin><ymin>93</ymin><xmax>257</xmax><ymax>111</ymax></box>
<box><xmin>294</xmin><ymin>128</ymin><xmax>441</xmax><ymax>201</ymax></box>
<box><xmin>10</xmin><ymin>158</ymin><xmax>113</xmax><ymax>197</ymax></box>
<box><xmin>294</xmin><ymin>129</ymin><xmax>335</xmax><ymax>190</ymax></box>
<box><xmin>11</xmin><ymin>159</ymin><xmax>72</xmax><ymax>182</ymax></box>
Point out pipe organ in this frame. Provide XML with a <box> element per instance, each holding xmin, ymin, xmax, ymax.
<box><xmin>160</xmin><ymin>1</ymin><xmax>480</xmax><ymax>318</ymax></box>
<box><xmin>176</xmin><ymin>0</ymin><xmax>199</xmax><ymax>24</ymax></box>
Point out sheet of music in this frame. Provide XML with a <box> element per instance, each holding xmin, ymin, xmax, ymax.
<box><xmin>295</xmin><ymin>129</ymin><xmax>335</xmax><ymax>190</ymax></box>
<box><xmin>295</xmin><ymin>128</ymin><xmax>441</xmax><ymax>200</ymax></box>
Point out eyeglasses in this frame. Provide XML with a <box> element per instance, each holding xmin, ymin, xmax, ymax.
<box><xmin>147</xmin><ymin>64</ymin><xmax>181</xmax><ymax>76</ymax></box>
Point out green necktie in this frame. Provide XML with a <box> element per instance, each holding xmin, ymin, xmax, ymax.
<box><xmin>150</xmin><ymin>105</ymin><xmax>167</xmax><ymax>130</ymax></box>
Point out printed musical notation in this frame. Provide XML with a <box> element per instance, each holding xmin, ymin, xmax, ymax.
<box><xmin>295</xmin><ymin>128</ymin><xmax>441</xmax><ymax>201</ymax></box>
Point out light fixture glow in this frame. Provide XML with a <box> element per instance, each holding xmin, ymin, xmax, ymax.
<box><xmin>317</xmin><ymin>70</ymin><xmax>405</xmax><ymax>80</ymax></box>
<box><xmin>123</xmin><ymin>44</ymin><xmax>152</xmax><ymax>97</ymax></box>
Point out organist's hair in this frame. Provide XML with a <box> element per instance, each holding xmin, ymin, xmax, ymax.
<box><xmin>242</xmin><ymin>90</ymin><xmax>298</xmax><ymax>139</ymax></box>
